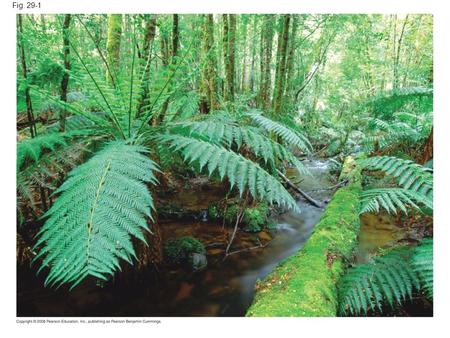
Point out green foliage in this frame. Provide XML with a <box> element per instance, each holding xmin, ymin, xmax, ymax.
<box><xmin>338</xmin><ymin>248</ymin><xmax>419</xmax><ymax>315</ymax></box>
<box><xmin>359</xmin><ymin>156</ymin><xmax>433</xmax><ymax>214</ymax></box>
<box><xmin>361</xmin><ymin>87</ymin><xmax>433</xmax><ymax>154</ymax></box>
<box><xmin>17</xmin><ymin>133</ymin><xmax>68</xmax><ymax>170</ymax></box>
<box><xmin>411</xmin><ymin>238</ymin><xmax>433</xmax><ymax>299</ymax></box>
<box><xmin>243</xmin><ymin>203</ymin><xmax>269</xmax><ymax>232</ymax></box>
<box><xmin>338</xmin><ymin>239</ymin><xmax>433</xmax><ymax>316</ymax></box>
<box><xmin>33</xmin><ymin>141</ymin><xmax>159</xmax><ymax>289</ymax></box>
<box><xmin>247</xmin><ymin>112</ymin><xmax>312</xmax><ymax>153</ymax></box>
<box><xmin>28</xmin><ymin>59</ymin><xmax>65</xmax><ymax>87</ymax></box>
<box><xmin>360</xmin><ymin>188</ymin><xmax>432</xmax><ymax>215</ymax></box>
<box><xmin>163</xmin><ymin>236</ymin><xmax>206</xmax><ymax>265</ymax></box>
<box><xmin>159</xmin><ymin>133</ymin><xmax>299</xmax><ymax>212</ymax></box>
<box><xmin>17</xmin><ymin>141</ymin><xmax>86</xmax><ymax>223</ymax></box>
<box><xmin>180</xmin><ymin>112</ymin><xmax>310</xmax><ymax>175</ymax></box>
<box><xmin>368</xmin><ymin>87</ymin><xmax>433</xmax><ymax>117</ymax></box>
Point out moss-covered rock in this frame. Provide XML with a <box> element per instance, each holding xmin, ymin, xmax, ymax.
<box><xmin>163</xmin><ymin>236</ymin><xmax>206</xmax><ymax>265</ymax></box>
<box><xmin>246</xmin><ymin>157</ymin><xmax>361</xmax><ymax>317</ymax></box>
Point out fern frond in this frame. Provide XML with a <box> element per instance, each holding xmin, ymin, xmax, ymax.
<box><xmin>338</xmin><ymin>249</ymin><xmax>419</xmax><ymax>316</ymax></box>
<box><xmin>247</xmin><ymin>112</ymin><xmax>312</xmax><ymax>153</ymax></box>
<box><xmin>159</xmin><ymin>134</ymin><xmax>299</xmax><ymax>212</ymax></box>
<box><xmin>17</xmin><ymin>133</ymin><xmax>68</xmax><ymax>170</ymax></box>
<box><xmin>360</xmin><ymin>188</ymin><xmax>432</xmax><ymax>215</ymax></box>
<box><xmin>361</xmin><ymin>156</ymin><xmax>432</xmax><ymax>196</ymax></box>
<box><xmin>179</xmin><ymin>114</ymin><xmax>310</xmax><ymax>176</ymax></box>
<box><xmin>33</xmin><ymin>141</ymin><xmax>159</xmax><ymax>288</ymax></box>
<box><xmin>412</xmin><ymin>238</ymin><xmax>433</xmax><ymax>299</ymax></box>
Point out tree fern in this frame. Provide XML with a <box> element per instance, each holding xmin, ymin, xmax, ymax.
<box><xmin>159</xmin><ymin>134</ymin><xmax>299</xmax><ymax>212</ymax></box>
<box><xmin>33</xmin><ymin>141</ymin><xmax>159</xmax><ymax>289</ymax></box>
<box><xmin>338</xmin><ymin>248</ymin><xmax>420</xmax><ymax>316</ymax></box>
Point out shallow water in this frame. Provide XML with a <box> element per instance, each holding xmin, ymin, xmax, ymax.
<box><xmin>17</xmin><ymin>159</ymin><xmax>336</xmax><ymax>317</ymax></box>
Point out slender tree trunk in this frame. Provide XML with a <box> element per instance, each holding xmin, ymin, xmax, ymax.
<box><xmin>285</xmin><ymin>15</ymin><xmax>300</xmax><ymax>103</ymax></box>
<box><xmin>240</xmin><ymin>18</ymin><xmax>248</xmax><ymax>92</ymax></box>
<box><xmin>228</xmin><ymin>14</ymin><xmax>236</xmax><ymax>102</ymax></box>
<box><xmin>222</xmin><ymin>14</ymin><xmax>236</xmax><ymax>103</ymax></box>
<box><xmin>258</xmin><ymin>15</ymin><xmax>275</xmax><ymax>111</ymax></box>
<box><xmin>273</xmin><ymin>15</ymin><xmax>291</xmax><ymax>114</ymax></box>
<box><xmin>393</xmin><ymin>15</ymin><xmax>409</xmax><ymax>89</ymax></box>
<box><xmin>59</xmin><ymin>14</ymin><xmax>71</xmax><ymax>132</ymax></box>
<box><xmin>222</xmin><ymin>14</ymin><xmax>229</xmax><ymax>102</ymax></box>
<box><xmin>200</xmin><ymin>14</ymin><xmax>218</xmax><ymax>113</ymax></box>
<box><xmin>172</xmin><ymin>14</ymin><xmax>179</xmax><ymax>58</ymax></box>
<box><xmin>106</xmin><ymin>14</ymin><xmax>122</xmax><ymax>85</ymax></box>
<box><xmin>249</xmin><ymin>15</ymin><xmax>257</xmax><ymax>93</ymax></box>
<box><xmin>17</xmin><ymin>15</ymin><xmax>36</xmax><ymax>138</ymax></box>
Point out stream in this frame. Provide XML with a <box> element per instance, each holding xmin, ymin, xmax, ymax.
<box><xmin>16</xmin><ymin>159</ymin><xmax>338</xmax><ymax>317</ymax></box>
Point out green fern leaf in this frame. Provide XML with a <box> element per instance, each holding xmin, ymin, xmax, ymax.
<box><xmin>33</xmin><ymin>141</ymin><xmax>159</xmax><ymax>288</ymax></box>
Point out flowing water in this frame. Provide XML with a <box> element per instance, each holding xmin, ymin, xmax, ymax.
<box><xmin>17</xmin><ymin>159</ymin><xmax>338</xmax><ymax>317</ymax></box>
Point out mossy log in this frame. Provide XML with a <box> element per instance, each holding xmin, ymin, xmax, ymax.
<box><xmin>246</xmin><ymin>157</ymin><xmax>361</xmax><ymax>317</ymax></box>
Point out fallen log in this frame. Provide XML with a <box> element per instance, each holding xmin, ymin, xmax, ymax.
<box><xmin>246</xmin><ymin>157</ymin><xmax>361</xmax><ymax>317</ymax></box>
<box><xmin>277</xmin><ymin>169</ymin><xmax>324</xmax><ymax>208</ymax></box>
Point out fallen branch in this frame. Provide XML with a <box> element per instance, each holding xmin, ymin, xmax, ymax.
<box><xmin>226</xmin><ymin>238</ymin><xmax>272</xmax><ymax>257</ymax></box>
<box><xmin>277</xmin><ymin>170</ymin><xmax>324</xmax><ymax>208</ymax></box>
<box><xmin>224</xmin><ymin>207</ymin><xmax>245</xmax><ymax>257</ymax></box>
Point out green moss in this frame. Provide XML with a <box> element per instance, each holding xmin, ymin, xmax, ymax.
<box><xmin>209</xmin><ymin>199</ymin><xmax>270</xmax><ymax>232</ymax></box>
<box><xmin>246</xmin><ymin>157</ymin><xmax>362</xmax><ymax>317</ymax></box>
<box><xmin>208</xmin><ymin>204</ymin><xmax>220</xmax><ymax>220</ymax></box>
<box><xmin>243</xmin><ymin>203</ymin><xmax>269</xmax><ymax>232</ymax></box>
<box><xmin>163</xmin><ymin>236</ymin><xmax>206</xmax><ymax>265</ymax></box>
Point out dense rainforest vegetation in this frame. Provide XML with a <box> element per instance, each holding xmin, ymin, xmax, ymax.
<box><xmin>16</xmin><ymin>14</ymin><xmax>433</xmax><ymax>317</ymax></box>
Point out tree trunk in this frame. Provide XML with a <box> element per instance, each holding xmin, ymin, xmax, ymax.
<box><xmin>59</xmin><ymin>14</ymin><xmax>71</xmax><ymax>132</ymax></box>
<box><xmin>249</xmin><ymin>15</ymin><xmax>258</xmax><ymax>93</ymax></box>
<box><xmin>17</xmin><ymin>15</ymin><xmax>36</xmax><ymax>138</ymax></box>
<box><xmin>240</xmin><ymin>17</ymin><xmax>248</xmax><ymax>92</ymax></box>
<box><xmin>200</xmin><ymin>14</ymin><xmax>218</xmax><ymax>113</ymax></box>
<box><xmin>285</xmin><ymin>16</ymin><xmax>300</xmax><ymax>104</ymax></box>
<box><xmin>172</xmin><ymin>14</ymin><xmax>179</xmax><ymax>58</ymax></box>
<box><xmin>228</xmin><ymin>14</ymin><xmax>236</xmax><ymax>102</ymax></box>
<box><xmin>273</xmin><ymin>15</ymin><xmax>291</xmax><ymax>114</ymax></box>
<box><xmin>258</xmin><ymin>15</ymin><xmax>275</xmax><ymax>111</ymax></box>
<box><xmin>393</xmin><ymin>15</ymin><xmax>409</xmax><ymax>89</ymax></box>
<box><xmin>106</xmin><ymin>14</ymin><xmax>122</xmax><ymax>85</ymax></box>
<box><xmin>222</xmin><ymin>14</ymin><xmax>236</xmax><ymax>103</ymax></box>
